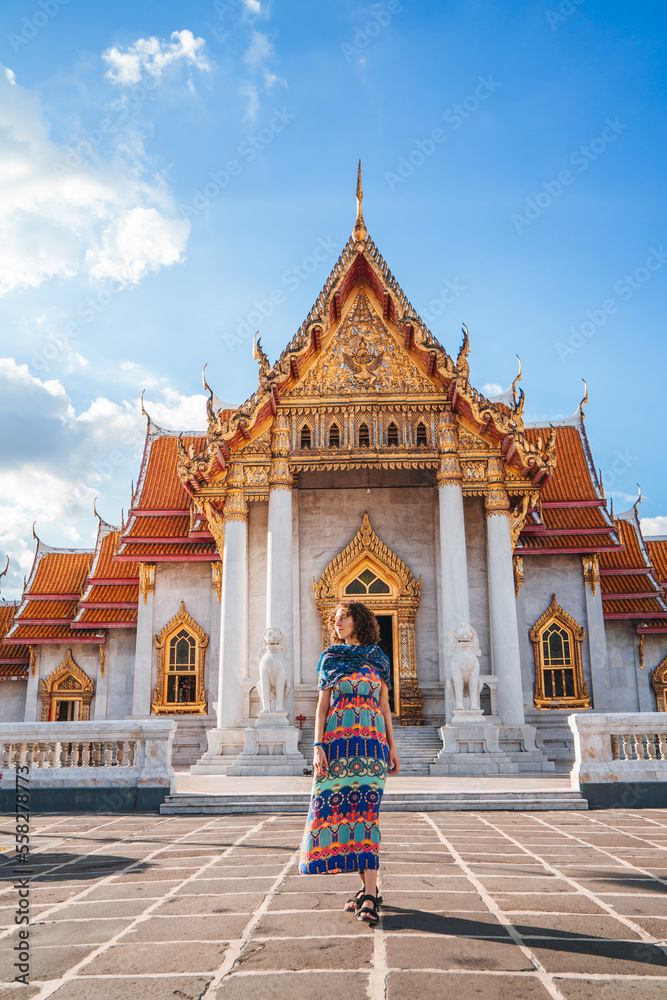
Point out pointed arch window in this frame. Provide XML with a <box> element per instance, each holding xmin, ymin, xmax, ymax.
<box><xmin>358</xmin><ymin>422</ymin><xmax>370</xmax><ymax>448</ymax></box>
<box><xmin>530</xmin><ymin>596</ymin><xmax>590</xmax><ymax>709</ymax></box>
<box><xmin>344</xmin><ymin>567</ymin><xmax>391</xmax><ymax>596</ymax></box>
<box><xmin>329</xmin><ymin>423</ymin><xmax>340</xmax><ymax>448</ymax></box>
<box><xmin>152</xmin><ymin>602</ymin><xmax>208</xmax><ymax>715</ymax></box>
<box><xmin>300</xmin><ymin>426</ymin><xmax>312</xmax><ymax>449</ymax></box>
<box><xmin>416</xmin><ymin>422</ymin><xmax>428</xmax><ymax>447</ymax></box>
<box><xmin>387</xmin><ymin>422</ymin><xmax>399</xmax><ymax>447</ymax></box>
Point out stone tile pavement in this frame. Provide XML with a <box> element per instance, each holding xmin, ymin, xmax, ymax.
<box><xmin>0</xmin><ymin>808</ymin><xmax>666</xmax><ymax>999</ymax></box>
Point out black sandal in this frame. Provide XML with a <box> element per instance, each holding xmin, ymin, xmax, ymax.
<box><xmin>344</xmin><ymin>887</ymin><xmax>383</xmax><ymax>913</ymax></box>
<box><xmin>357</xmin><ymin>893</ymin><xmax>380</xmax><ymax>926</ymax></box>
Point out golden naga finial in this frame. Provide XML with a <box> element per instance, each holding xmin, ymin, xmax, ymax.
<box><xmin>579</xmin><ymin>378</ymin><xmax>589</xmax><ymax>421</ymax></box>
<box><xmin>598</xmin><ymin>468</ymin><xmax>605</xmax><ymax>498</ymax></box>
<box><xmin>634</xmin><ymin>484</ymin><xmax>642</xmax><ymax>511</ymax></box>
<box><xmin>93</xmin><ymin>497</ymin><xmax>100</xmax><ymax>522</ymax></box>
<box><xmin>457</xmin><ymin>323</ymin><xmax>470</xmax><ymax>383</ymax></box>
<box><xmin>353</xmin><ymin>159</ymin><xmax>367</xmax><ymax>242</ymax></box>
<box><xmin>610</xmin><ymin>496</ymin><xmax>614</xmax><ymax>518</ymax></box>
<box><xmin>0</xmin><ymin>555</ymin><xmax>9</xmax><ymax>582</ymax></box>
<box><xmin>512</xmin><ymin>355</ymin><xmax>522</xmax><ymax>406</ymax></box>
<box><xmin>140</xmin><ymin>389</ymin><xmax>149</xmax><ymax>422</ymax></box>
<box><xmin>32</xmin><ymin>521</ymin><xmax>38</xmax><ymax>541</ymax></box>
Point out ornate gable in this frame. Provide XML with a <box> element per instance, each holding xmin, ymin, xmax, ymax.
<box><xmin>285</xmin><ymin>289</ymin><xmax>438</xmax><ymax>399</ymax></box>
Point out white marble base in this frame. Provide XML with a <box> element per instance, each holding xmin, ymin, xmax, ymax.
<box><xmin>430</xmin><ymin>718</ymin><xmax>553</xmax><ymax>775</ymax></box>
<box><xmin>225</xmin><ymin>719</ymin><xmax>307</xmax><ymax>776</ymax></box>
<box><xmin>189</xmin><ymin>726</ymin><xmax>245</xmax><ymax>775</ymax></box>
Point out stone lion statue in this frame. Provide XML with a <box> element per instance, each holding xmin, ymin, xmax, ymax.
<box><xmin>257</xmin><ymin>627</ymin><xmax>289</xmax><ymax>714</ymax></box>
<box><xmin>447</xmin><ymin>622</ymin><xmax>483</xmax><ymax>712</ymax></box>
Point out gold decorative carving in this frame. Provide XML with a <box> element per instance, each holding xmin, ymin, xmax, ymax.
<box><xmin>139</xmin><ymin>563</ymin><xmax>155</xmax><ymax>605</ymax></box>
<box><xmin>436</xmin><ymin>409</ymin><xmax>458</xmax><ymax>452</ymax></box>
<box><xmin>530</xmin><ymin>595</ymin><xmax>590</xmax><ymax>710</ymax></box>
<box><xmin>459</xmin><ymin>429</ymin><xmax>490</xmax><ymax>452</ymax></box>
<box><xmin>204</xmin><ymin>501</ymin><xmax>225</xmax><ymax>555</ymax></box>
<box><xmin>510</xmin><ymin>495</ymin><xmax>530</xmax><ymax>549</ymax></box>
<box><xmin>313</xmin><ymin>513</ymin><xmax>423</xmax><ymax>724</ymax></box>
<box><xmin>39</xmin><ymin>650</ymin><xmax>95</xmax><ymax>722</ymax></box>
<box><xmin>513</xmin><ymin>554</ymin><xmax>524</xmax><ymax>598</ymax></box>
<box><xmin>287</xmin><ymin>290</ymin><xmax>438</xmax><ymax>398</ymax></box>
<box><xmin>582</xmin><ymin>554</ymin><xmax>600</xmax><ymax>596</ymax></box>
<box><xmin>436</xmin><ymin>455</ymin><xmax>462</xmax><ymax>487</ymax></box>
<box><xmin>651</xmin><ymin>655</ymin><xmax>667</xmax><ymax>711</ymax></box>
<box><xmin>99</xmin><ymin>644</ymin><xmax>105</xmax><ymax>678</ymax></box>
<box><xmin>462</xmin><ymin>461</ymin><xmax>486</xmax><ymax>482</ymax></box>
<box><xmin>224</xmin><ymin>463</ymin><xmax>248</xmax><ymax>523</ymax></box>
<box><xmin>268</xmin><ymin>457</ymin><xmax>293</xmax><ymax>491</ymax></box>
<box><xmin>270</xmin><ymin>411</ymin><xmax>292</xmax><ymax>457</ymax></box>
<box><xmin>639</xmin><ymin>634</ymin><xmax>644</xmax><ymax>671</ymax></box>
<box><xmin>152</xmin><ymin>601</ymin><xmax>208</xmax><ymax>715</ymax></box>
<box><xmin>485</xmin><ymin>487</ymin><xmax>510</xmax><ymax>518</ymax></box>
<box><xmin>29</xmin><ymin>646</ymin><xmax>35</xmax><ymax>678</ymax></box>
<box><xmin>212</xmin><ymin>562</ymin><xmax>222</xmax><ymax>603</ymax></box>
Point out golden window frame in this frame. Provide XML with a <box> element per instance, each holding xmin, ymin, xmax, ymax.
<box><xmin>651</xmin><ymin>655</ymin><xmax>667</xmax><ymax>712</ymax></box>
<box><xmin>151</xmin><ymin>602</ymin><xmax>208</xmax><ymax>715</ymax></box>
<box><xmin>38</xmin><ymin>649</ymin><xmax>95</xmax><ymax>722</ymax></box>
<box><xmin>530</xmin><ymin>595</ymin><xmax>591</xmax><ymax>710</ymax></box>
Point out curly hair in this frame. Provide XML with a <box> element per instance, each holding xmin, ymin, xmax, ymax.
<box><xmin>328</xmin><ymin>600</ymin><xmax>380</xmax><ymax>646</ymax></box>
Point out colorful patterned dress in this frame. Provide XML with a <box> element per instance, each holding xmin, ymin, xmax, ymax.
<box><xmin>299</xmin><ymin>664</ymin><xmax>389</xmax><ymax>874</ymax></box>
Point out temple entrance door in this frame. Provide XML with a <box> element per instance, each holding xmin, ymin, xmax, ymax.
<box><xmin>375</xmin><ymin>613</ymin><xmax>398</xmax><ymax>714</ymax></box>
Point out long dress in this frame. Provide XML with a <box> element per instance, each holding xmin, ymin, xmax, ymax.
<box><xmin>299</xmin><ymin>663</ymin><xmax>389</xmax><ymax>874</ymax></box>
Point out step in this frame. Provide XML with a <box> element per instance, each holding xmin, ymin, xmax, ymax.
<box><xmin>160</xmin><ymin>789</ymin><xmax>587</xmax><ymax>814</ymax></box>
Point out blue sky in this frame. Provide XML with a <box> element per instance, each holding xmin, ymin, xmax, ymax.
<box><xmin>0</xmin><ymin>0</ymin><xmax>666</xmax><ymax>598</ymax></box>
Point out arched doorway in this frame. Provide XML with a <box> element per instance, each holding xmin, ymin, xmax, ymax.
<box><xmin>39</xmin><ymin>650</ymin><xmax>95</xmax><ymax>722</ymax></box>
<box><xmin>313</xmin><ymin>513</ymin><xmax>423</xmax><ymax>724</ymax></box>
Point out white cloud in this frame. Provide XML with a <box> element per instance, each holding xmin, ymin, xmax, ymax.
<box><xmin>0</xmin><ymin>65</ymin><xmax>189</xmax><ymax>297</ymax></box>
<box><xmin>244</xmin><ymin>31</ymin><xmax>273</xmax><ymax>71</ymax></box>
<box><xmin>0</xmin><ymin>361</ymin><xmax>216</xmax><ymax>599</ymax></box>
<box><xmin>243</xmin><ymin>0</ymin><xmax>262</xmax><ymax>14</ymax></box>
<box><xmin>103</xmin><ymin>30</ymin><xmax>210</xmax><ymax>86</ymax></box>
<box><xmin>5</xmin><ymin>67</ymin><xmax>15</xmax><ymax>86</ymax></box>
<box><xmin>482</xmin><ymin>382</ymin><xmax>504</xmax><ymax>396</ymax></box>
<box><xmin>85</xmin><ymin>207</ymin><xmax>189</xmax><ymax>286</ymax></box>
<box><xmin>641</xmin><ymin>515</ymin><xmax>667</xmax><ymax>537</ymax></box>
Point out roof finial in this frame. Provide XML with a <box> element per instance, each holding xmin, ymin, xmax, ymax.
<box><xmin>512</xmin><ymin>355</ymin><xmax>522</xmax><ymax>406</ymax></box>
<box><xmin>0</xmin><ymin>555</ymin><xmax>9</xmax><ymax>581</ymax></box>
<box><xmin>579</xmin><ymin>378</ymin><xmax>588</xmax><ymax>421</ymax></box>
<box><xmin>32</xmin><ymin>521</ymin><xmax>38</xmax><ymax>541</ymax></box>
<box><xmin>140</xmin><ymin>389</ymin><xmax>149</xmax><ymax>423</ymax></box>
<box><xmin>353</xmin><ymin>159</ymin><xmax>367</xmax><ymax>242</ymax></box>
<box><xmin>93</xmin><ymin>497</ymin><xmax>100</xmax><ymax>522</ymax></box>
<box><xmin>633</xmin><ymin>484</ymin><xmax>642</xmax><ymax>512</ymax></box>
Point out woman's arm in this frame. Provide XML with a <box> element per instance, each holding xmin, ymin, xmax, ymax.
<box><xmin>378</xmin><ymin>679</ymin><xmax>400</xmax><ymax>775</ymax></box>
<box><xmin>313</xmin><ymin>687</ymin><xmax>331</xmax><ymax>778</ymax></box>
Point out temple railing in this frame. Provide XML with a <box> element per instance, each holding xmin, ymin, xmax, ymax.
<box><xmin>569</xmin><ymin>713</ymin><xmax>667</xmax><ymax>786</ymax></box>
<box><xmin>0</xmin><ymin>720</ymin><xmax>176</xmax><ymax>791</ymax></box>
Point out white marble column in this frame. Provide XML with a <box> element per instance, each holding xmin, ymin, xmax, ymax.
<box><xmin>129</xmin><ymin>563</ymin><xmax>156</xmax><ymax>717</ymax></box>
<box><xmin>217</xmin><ymin>490</ymin><xmax>248</xmax><ymax>730</ymax></box>
<box><xmin>436</xmin><ymin>411</ymin><xmax>471</xmax><ymax>722</ymax></box>
<box><xmin>266</xmin><ymin>483</ymin><xmax>295</xmax><ymax>719</ymax></box>
<box><xmin>485</xmin><ymin>483</ymin><xmax>525</xmax><ymax>725</ymax></box>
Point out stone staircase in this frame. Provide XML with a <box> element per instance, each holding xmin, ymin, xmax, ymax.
<box><xmin>297</xmin><ymin>721</ymin><xmax>442</xmax><ymax>776</ymax></box>
<box><xmin>393</xmin><ymin>725</ymin><xmax>443</xmax><ymax>775</ymax></box>
<box><xmin>160</xmin><ymin>787</ymin><xmax>586</xmax><ymax>814</ymax></box>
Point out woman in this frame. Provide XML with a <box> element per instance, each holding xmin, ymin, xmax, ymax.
<box><xmin>299</xmin><ymin>599</ymin><xmax>400</xmax><ymax>926</ymax></box>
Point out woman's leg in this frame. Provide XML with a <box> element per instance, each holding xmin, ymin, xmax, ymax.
<box><xmin>358</xmin><ymin>867</ymin><xmax>378</xmax><ymax>919</ymax></box>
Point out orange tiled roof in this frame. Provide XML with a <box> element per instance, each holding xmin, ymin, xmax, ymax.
<box><xmin>74</xmin><ymin>608</ymin><xmax>138</xmax><ymax>626</ymax></box>
<box><xmin>6</xmin><ymin>623</ymin><xmax>104</xmax><ymax>643</ymax></box>
<box><xmin>19</xmin><ymin>599</ymin><xmax>79</xmax><ymax>621</ymax></box>
<box><xmin>599</xmin><ymin>516</ymin><xmax>667</xmax><ymax>619</ymax></box>
<box><xmin>116</xmin><ymin>542</ymin><xmax>217</xmax><ymax>560</ymax></box>
<box><xmin>123</xmin><ymin>515</ymin><xmax>190</xmax><ymax>540</ymax></box>
<box><xmin>646</xmin><ymin>539</ymin><xmax>667</xmax><ymax>587</ymax></box>
<box><xmin>134</xmin><ymin>431</ymin><xmax>205</xmax><ymax>511</ymax></box>
<box><xmin>0</xmin><ymin>602</ymin><xmax>29</xmax><ymax>670</ymax></box>
<box><xmin>29</xmin><ymin>549</ymin><xmax>93</xmax><ymax>596</ymax></box>
<box><xmin>76</xmin><ymin>522</ymin><xmax>139</xmax><ymax>628</ymax></box>
<box><xmin>525</xmin><ymin>424</ymin><xmax>600</xmax><ymax>503</ymax></box>
<box><xmin>518</xmin><ymin>533</ymin><xmax>619</xmax><ymax>551</ymax></box>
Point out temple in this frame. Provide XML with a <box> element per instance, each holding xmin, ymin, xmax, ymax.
<box><xmin>3</xmin><ymin>169</ymin><xmax>667</xmax><ymax>773</ymax></box>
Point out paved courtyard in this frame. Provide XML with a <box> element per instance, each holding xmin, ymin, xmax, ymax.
<box><xmin>0</xmin><ymin>808</ymin><xmax>666</xmax><ymax>1000</ymax></box>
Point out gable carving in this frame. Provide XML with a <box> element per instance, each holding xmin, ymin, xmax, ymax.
<box><xmin>287</xmin><ymin>290</ymin><xmax>438</xmax><ymax>398</ymax></box>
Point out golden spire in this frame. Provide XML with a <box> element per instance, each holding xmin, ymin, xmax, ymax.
<box><xmin>353</xmin><ymin>159</ymin><xmax>367</xmax><ymax>242</ymax></box>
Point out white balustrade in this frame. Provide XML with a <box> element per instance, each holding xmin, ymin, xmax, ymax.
<box><xmin>0</xmin><ymin>720</ymin><xmax>176</xmax><ymax>791</ymax></box>
<box><xmin>569</xmin><ymin>713</ymin><xmax>667</xmax><ymax>787</ymax></box>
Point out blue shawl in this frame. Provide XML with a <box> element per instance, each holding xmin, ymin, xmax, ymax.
<box><xmin>317</xmin><ymin>643</ymin><xmax>391</xmax><ymax>691</ymax></box>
